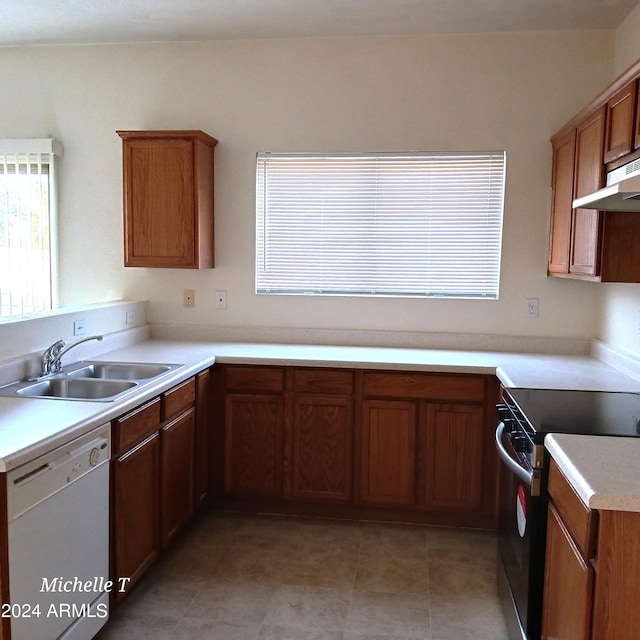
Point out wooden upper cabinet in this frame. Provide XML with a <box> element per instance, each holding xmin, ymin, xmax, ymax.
<box><xmin>547</xmin><ymin>59</ymin><xmax>640</xmax><ymax>283</ymax></box>
<box><xmin>570</xmin><ymin>106</ymin><xmax>606</xmax><ymax>278</ymax></box>
<box><xmin>117</xmin><ymin>130</ymin><xmax>218</xmax><ymax>268</ymax></box>
<box><xmin>548</xmin><ymin>127</ymin><xmax>576</xmax><ymax>275</ymax></box>
<box><xmin>604</xmin><ymin>80</ymin><xmax>637</xmax><ymax>163</ymax></box>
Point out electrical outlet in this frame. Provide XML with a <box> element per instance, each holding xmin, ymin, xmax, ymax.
<box><xmin>183</xmin><ymin>289</ymin><xmax>195</xmax><ymax>308</ymax></box>
<box><xmin>215</xmin><ymin>290</ymin><xmax>227</xmax><ymax>310</ymax></box>
<box><xmin>73</xmin><ymin>319</ymin><xmax>87</xmax><ymax>336</ymax></box>
<box><xmin>525</xmin><ymin>298</ymin><xmax>539</xmax><ymax>318</ymax></box>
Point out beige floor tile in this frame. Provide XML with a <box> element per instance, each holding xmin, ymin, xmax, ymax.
<box><xmin>153</xmin><ymin>540</ymin><xmax>227</xmax><ymax>578</ymax></box>
<box><xmin>212</xmin><ymin>545</ymin><xmax>289</xmax><ymax>582</ymax></box>
<box><xmin>263</xmin><ymin>584</ymin><xmax>351</xmax><ymax>632</ymax></box>
<box><xmin>94</xmin><ymin>612</ymin><xmax>179</xmax><ymax>640</ymax></box>
<box><xmin>259</xmin><ymin>624</ymin><xmax>344</xmax><ymax>639</ymax></box>
<box><xmin>281</xmin><ymin>549</ymin><xmax>358</xmax><ymax>589</ymax></box>
<box><xmin>428</xmin><ymin>556</ymin><xmax>497</xmax><ymax>596</ymax></box>
<box><xmin>296</xmin><ymin>520</ymin><xmax>363</xmax><ymax>556</ymax></box>
<box><xmin>360</xmin><ymin>522</ymin><xmax>428</xmax><ymax>561</ymax></box>
<box><xmin>346</xmin><ymin>590</ymin><xmax>431</xmax><ymax>639</ymax></box>
<box><xmin>344</xmin><ymin>634</ymin><xmax>425</xmax><ymax>640</ymax></box>
<box><xmin>354</xmin><ymin>554</ymin><xmax>429</xmax><ymax>594</ymax></box>
<box><xmin>185</xmin><ymin>579</ymin><xmax>275</xmax><ymax>623</ymax></box>
<box><xmin>429</xmin><ymin>592</ymin><xmax>509</xmax><ymax>640</ymax></box>
<box><xmin>173</xmin><ymin>617</ymin><xmax>262</xmax><ymax>640</ymax></box>
<box><xmin>119</xmin><ymin>574</ymin><xmax>202</xmax><ymax>617</ymax></box>
<box><xmin>425</xmin><ymin>527</ymin><xmax>497</xmax><ymax>564</ymax></box>
<box><xmin>232</xmin><ymin>514</ymin><xmax>306</xmax><ymax>551</ymax></box>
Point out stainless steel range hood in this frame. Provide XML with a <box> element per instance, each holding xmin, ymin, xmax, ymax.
<box><xmin>573</xmin><ymin>158</ymin><xmax>640</xmax><ymax>211</ymax></box>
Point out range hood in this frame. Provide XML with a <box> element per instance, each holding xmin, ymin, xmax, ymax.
<box><xmin>573</xmin><ymin>158</ymin><xmax>640</xmax><ymax>211</ymax></box>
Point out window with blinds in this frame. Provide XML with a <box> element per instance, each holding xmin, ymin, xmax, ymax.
<box><xmin>256</xmin><ymin>151</ymin><xmax>506</xmax><ymax>299</ymax></box>
<box><xmin>0</xmin><ymin>139</ymin><xmax>62</xmax><ymax>319</ymax></box>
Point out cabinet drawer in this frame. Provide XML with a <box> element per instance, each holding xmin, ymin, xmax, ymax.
<box><xmin>548</xmin><ymin>460</ymin><xmax>597</xmax><ymax>558</ymax></box>
<box><xmin>293</xmin><ymin>369</ymin><xmax>354</xmax><ymax>395</ymax></box>
<box><xmin>114</xmin><ymin>397</ymin><xmax>161</xmax><ymax>454</ymax></box>
<box><xmin>362</xmin><ymin>372</ymin><xmax>485</xmax><ymax>402</ymax></box>
<box><xmin>163</xmin><ymin>377</ymin><xmax>196</xmax><ymax>418</ymax></box>
<box><xmin>225</xmin><ymin>366</ymin><xmax>285</xmax><ymax>393</ymax></box>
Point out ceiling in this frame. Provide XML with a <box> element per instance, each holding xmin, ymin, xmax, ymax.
<box><xmin>0</xmin><ymin>0</ymin><xmax>638</xmax><ymax>47</ymax></box>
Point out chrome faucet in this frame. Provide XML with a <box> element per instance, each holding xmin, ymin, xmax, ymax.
<box><xmin>41</xmin><ymin>335</ymin><xmax>104</xmax><ymax>376</ymax></box>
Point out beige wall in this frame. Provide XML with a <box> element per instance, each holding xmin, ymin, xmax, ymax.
<box><xmin>0</xmin><ymin>31</ymin><xmax>615</xmax><ymax>345</ymax></box>
<box><xmin>598</xmin><ymin>1</ymin><xmax>640</xmax><ymax>358</ymax></box>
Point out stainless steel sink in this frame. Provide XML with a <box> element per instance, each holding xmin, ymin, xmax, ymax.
<box><xmin>16</xmin><ymin>378</ymin><xmax>137</xmax><ymax>400</ymax></box>
<box><xmin>65</xmin><ymin>362</ymin><xmax>175</xmax><ymax>380</ymax></box>
<box><xmin>0</xmin><ymin>361</ymin><xmax>184</xmax><ymax>401</ymax></box>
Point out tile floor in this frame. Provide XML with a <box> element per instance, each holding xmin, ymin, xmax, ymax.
<box><xmin>96</xmin><ymin>510</ymin><xmax>509</xmax><ymax>640</ymax></box>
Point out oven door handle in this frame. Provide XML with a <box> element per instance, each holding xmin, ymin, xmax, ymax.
<box><xmin>495</xmin><ymin>422</ymin><xmax>534</xmax><ymax>488</ymax></box>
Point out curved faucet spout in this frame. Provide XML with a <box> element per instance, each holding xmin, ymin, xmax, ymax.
<box><xmin>41</xmin><ymin>335</ymin><xmax>104</xmax><ymax>376</ymax></box>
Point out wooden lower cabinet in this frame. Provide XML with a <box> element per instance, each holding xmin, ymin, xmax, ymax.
<box><xmin>424</xmin><ymin>403</ymin><xmax>484</xmax><ymax>512</ymax></box>
<box><xmin>360</xmin><ymin>399</ymin><xmax>485</xmax><ymax>516</ymax></box>
<box><xmin>217</xmin><ymin>365</ymin><xmax>499</xmax><ymax>528</ymax></box>
<box><xmin>291</xmin><ymin>394</ymin><xmax>353</xmax><ymax>502</ymax></box>
<box><xmin>160</xmin><ymin>407</ymin><xmax>195</xmax><ymax>547</ymax></box>
<box><xmin>543</xmin><ymin>459</ymin><xmax>640</xmax><ymax>640</ymax></box>
<box><xmin>360</xmin><ymin>400</ymin><xmax>417</xmax><ymax>506</ymax></box>
<box><xmin>112</xmin><ymin>432</ymin><xmax>161</xmax><ymax>601</ymax></box>
<box><xmin>543</xmin><ymin>503</ymin><xmax>594</xmax><ymax>640</ymax></box>
<box><xmin>225</xmin><ymin>394</ymin><xmax>284</xmax><ymax>497</ymax></box>
<box><xmin>111</xmin><ymin>371</ymin><xmax>207</xmax><ymax>603</ymax></box>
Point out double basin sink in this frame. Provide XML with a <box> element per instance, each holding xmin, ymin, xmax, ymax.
<box><xmin>0</xmin><ymin>361</ymin><xmax>183</xmax><ymax>402</ymax></box>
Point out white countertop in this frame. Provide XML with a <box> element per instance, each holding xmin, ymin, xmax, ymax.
<box><xmin>208</xmin><ymin>342</ymin><xmax>640</xmax><ymax>392</ymax></box>
<box><xmin>1</xmin><ymin>338</ymin><xmax>639</xmax><ymax>472</ymax></box>
<box><xmin>546</xmin><ymin>433</ymin><xmax>640</xmax><ymax>512</ymax></box>
<box><xmin>0</xmin><ymin>341</ymin><xmax>216</xmax><ymax>471</ymax></box>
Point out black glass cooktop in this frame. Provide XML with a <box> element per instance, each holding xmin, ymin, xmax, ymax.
<box><xmin>505</xmin><ymin>387</ymin><xmax>640</xmax><ymax>437</ymax></box>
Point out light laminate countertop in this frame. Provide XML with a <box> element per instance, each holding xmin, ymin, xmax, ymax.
<box><xmin>1</xmin><ymin>338</ymin><xmax>639</xmax><ymax>472</ymax></box>
<box><xmin>546</xmin><ymin>433</ymin><xmax>640</xmax><ymax>512</ymax></box>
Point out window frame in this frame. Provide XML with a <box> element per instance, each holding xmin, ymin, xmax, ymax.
<box><xmin>0</xmin><ymin>138</ymin><xmax>62</xmax><ymax>321</ymax></box>
<box><xmin>255</xmin><ymin>150</ymin><xmax>506</xmax><ymax>300</ymax></box>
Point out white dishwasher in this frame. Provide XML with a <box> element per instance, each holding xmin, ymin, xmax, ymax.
<box><xmin>7</xmin><ymin>423</ymin><xmax>111</xmax><ymax>640</ymax></box>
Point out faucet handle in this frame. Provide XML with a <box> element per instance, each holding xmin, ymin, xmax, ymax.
<box><xmin>49</xmin><ymin>340</ymin><xmax>65</xmax><ymax>356</ymax></box>
<box><xmin>42</xmin><ymin>340</ymin><xmax>66</xmax><ymax>375</ymax></box>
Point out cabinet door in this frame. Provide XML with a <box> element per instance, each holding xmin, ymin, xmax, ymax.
<box><xmin>542</xmin><ymin>503</ymin><xmax>593</xmax><ymax>640</ymax></box>
<box><xmin>123</xmin><ymin>138</ymin><xmax>197</xmax><ymax>267</ymax></box>
<box><xmin>291</xmin><ymin>395</ymin><xmax>353</xmax><ymax>502</ymax></box>
<box><xmin>225</xmin><ymin>394</ymin><xmax>284</xmax><ymax>497</ymax></box>
<box><xmin>570</xmin><ymin>106</ymin><xmax>605</xmax><ymax>277</ymax></box>
<box><xmin>113</xmin><ymin>432</ymin><xmax>160</xmax><ymax>601</ymax></box>
<box><xmin>604</xmin><ymin>80</ymin><xmax>637</xmax><ymax>163</ymax></box>
<box><xmin>360</xmin><ymin>400</ymin><xmax>417</xmax><ymax>506</ymax></box>
<box><xmin>194</xmin><ymin>369</ymin><xmax>210</xmax><ymax>508</ymax></box>
<box><xmin>424</xmin><ymin>403</ymin><xmax>484</xmax><ymax>513</ymax></box>
<box><xmin>160</xmin><ymin>407</ymin><xmax>196</xmax><ymax>547</ymax></box>
<box><xmin>548</xmin><ymin>127</ymin><xmax>576</xmax><ymax>275</ymax></box>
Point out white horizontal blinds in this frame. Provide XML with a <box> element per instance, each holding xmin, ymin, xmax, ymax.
<box><xmin>0</xmin><ymin>150</ymin><xmax>53</xmax><ymax>318</ymax></box>
<box><xmin>256</xmin><ymin>151</ymin><xmax>505</xmax><ymax>298</ymax></box>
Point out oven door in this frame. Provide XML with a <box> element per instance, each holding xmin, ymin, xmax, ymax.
<box><xmin>496</xmin><ymin>422</ymin><xmax>546</xmax><ymax>640</ymax></box>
